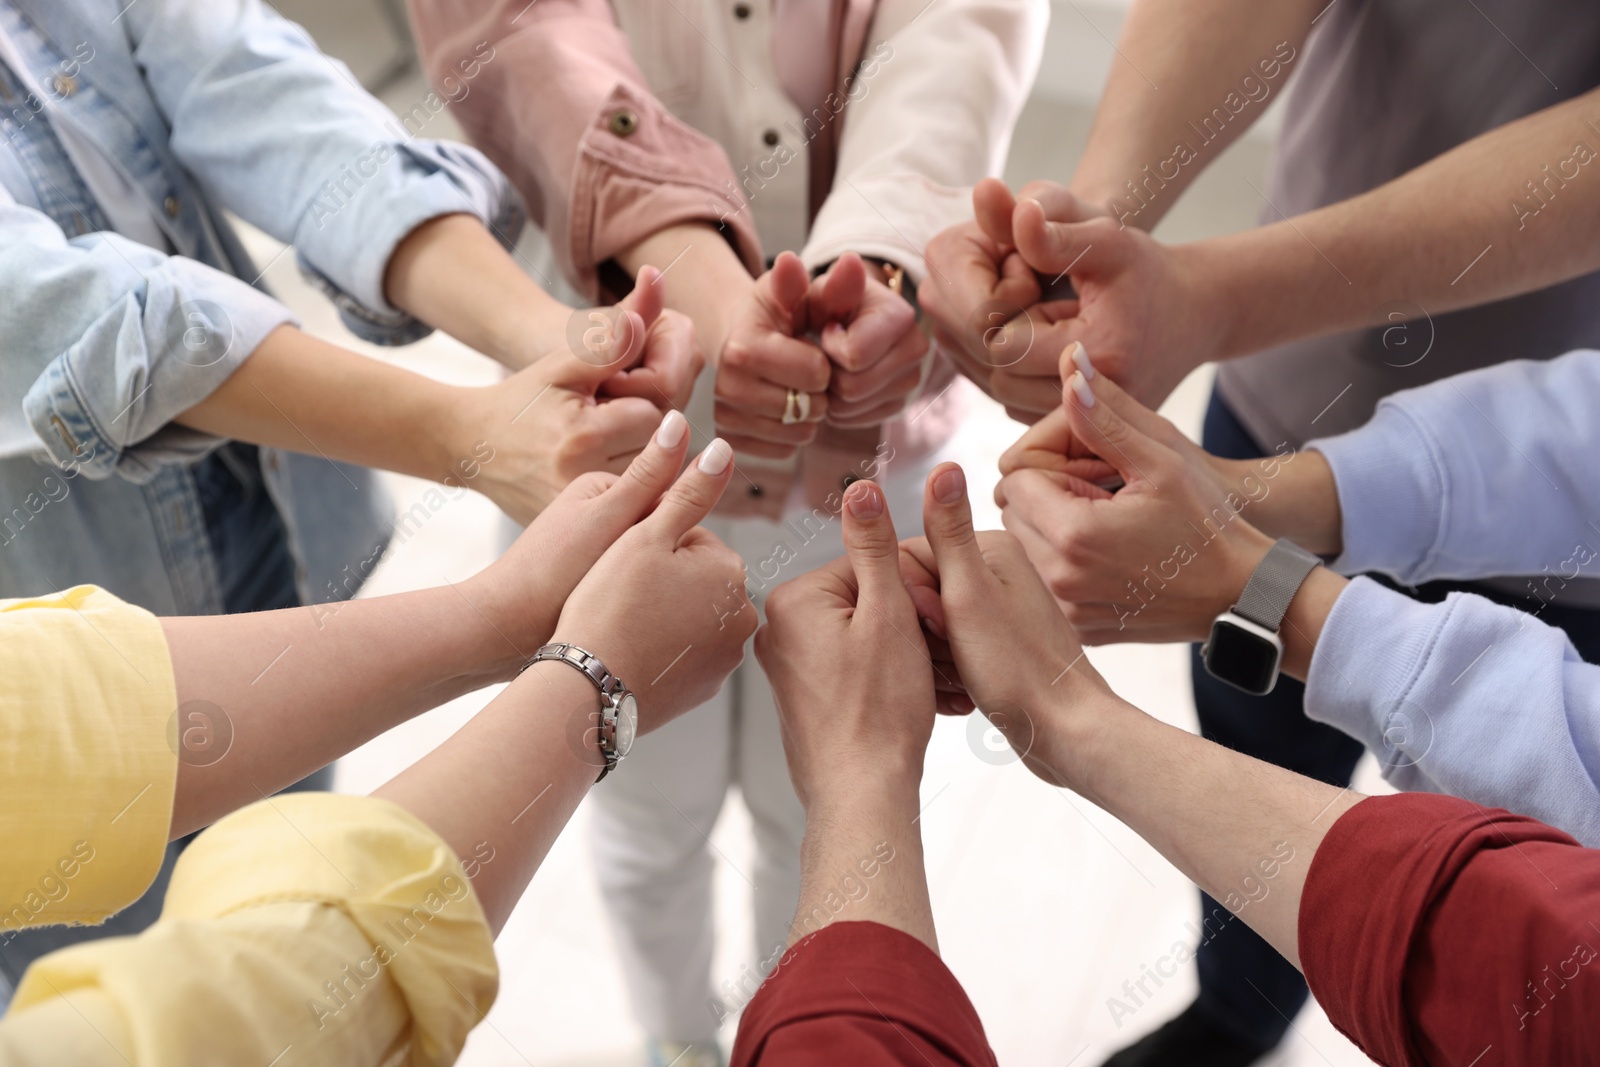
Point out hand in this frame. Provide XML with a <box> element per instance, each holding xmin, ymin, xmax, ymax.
<box><xmin>715</xmin><ymin>251</ymin><xmax>831</xmax><ymax>458</ymax></box>
<box><xmin>913</xmin><ymin>462</ymin><xmax>1106</xmax><ymax>716</ymax></box>
<box><xmin>807</xmin><ymin>253</ymin><xmax>928</xmax><ymax>427</ymax></box>
<box><xmin>996</xmin><ymin>368</ymin><xmax>1276</xmax><ymax>645</ymax></box>
<box><xmin>991</xmin><ymin>184</ymin><xmax>1218</xmax><ymax>419</ymax></box>
<box><xmin>466</xmin><ymin>408</ymin><xmax>698</xmax><ymax>661</ymax></box>
<box><xmin>452</xmin><ymin>270</ymin><xmax>700</xmax><ymax>524</ymax></box>
<box><xmin>920</xmin><ymin>180</ymin><xmax>1104</xmax><ymax>423</ymax></box>
<box><xmin>551</xmin><ymin>437</ymin><xmax>755</xmax><ymax>729</ymax></box>
<box><xmin>995</xmin><ymin>339</ymin><xmax>1208</xmax><ymax>496</ymax></box>
<box><xmin>594</xmin><ymin>266</ymin><xmax>703</xmax><ymax>412</ymax></box>
<box><xmin>756</xmin><ymin>479</ymin><xmax>938</xmax><ymax>807</ymax></box>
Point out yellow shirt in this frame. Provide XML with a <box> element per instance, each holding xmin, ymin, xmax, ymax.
<box><xmin>0</xmin><ymin>588</ymin><xmax>498</xmax><ymax>1066</ymax></box>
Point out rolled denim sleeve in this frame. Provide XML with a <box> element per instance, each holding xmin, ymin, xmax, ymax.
<box><xmin>127</xmin><ymin>0</ymin><xmax>523</xmax><ymax>346</ymax></box>
<box><xmin>1</xmin><ymin>201</ymin><xmax>296</xmax><ymax>481</ymax></box>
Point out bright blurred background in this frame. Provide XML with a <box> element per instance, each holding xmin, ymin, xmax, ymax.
<box><xmin>251</xmin><ymin>2</ymin><xmax>1388</xmax><ymax>1063</ymax></box>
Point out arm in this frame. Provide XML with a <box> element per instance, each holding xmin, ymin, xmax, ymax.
<box><xmin>0</xmin><ymin>436</ymin><xmax>756</xmax><ymax>1066</ymax></box>
<box><xmin>1299</xmin><ymin>793</ymin><xmax>1600</xmax><ymax>1067</ymax></box>
<box><xmin>173</xmin><ymin>264</ymin><xmax>688</xmax><ymax>524</ymax></box>
<box><xmin>997</xmin><ymin>367</ymin><xmax>1600</xmax><ymax>845</ymax></box>
<box><xmin>800</xmin><ymin>0</ymin><xmax>1047</xmax><ymax>279</ymax></box>
<box><xmin>926</xmin><ymin>465</ymin><xmax>1600</xmax><ymax>1064</ymax></box>
<box><xmin>737</xmin><ymin>479</ymin><xmax>997</xmax><ymax>1066</ymax></box>
<box><xmin>407</xmin><ymin>0</ymin><xmax>762</xmax><ymax>304</ymax></box>
<box><xmin>1068</xmin><ymin>0</ymin><xmax>1315</xmax><ymax>228</ymax></box>
<box><xmin>128</xmin><ymin>0</ymin><xmax>534</xmax><ymax>354</ymax></box>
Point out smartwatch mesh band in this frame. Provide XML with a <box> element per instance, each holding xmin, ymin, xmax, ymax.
<box><xmin>1232</xmin><ymin>539</ymin><xmax>1323</xmax><ymax>632</ymax></box>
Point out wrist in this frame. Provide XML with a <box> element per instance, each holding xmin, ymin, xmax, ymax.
<box><xmin>804</xmin><ymin>764</ymin><xmax>922</xmax><ymax>823</ymax></box>
<box><xmin>513</xmin><ymin>659</ymin><xmax>615</xmax><ymax>784</ymax></box>
<box><xmin>1032</xmin><ymin>686</ymin><xmax>1144</xmax><ymax>796</ymax></box>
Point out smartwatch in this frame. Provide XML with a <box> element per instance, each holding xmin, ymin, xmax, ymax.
<box><xmin>1202</xmin><ymin>539</ymin><xmax>1323</xmax><ymax>696</ymax></box>
<box><xmin>526</xmin><ymin>642</ymin><xmax>638</xmax><ymax>781</ymax></box>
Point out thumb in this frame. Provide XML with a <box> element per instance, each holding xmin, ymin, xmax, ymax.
<box><xmin>617</xmin><ymin>265</ymin><xmax>665</xmax><ymax>329</ymax></box>
<box><xmin>1012</xmin><ymin>197</ymin><xmax>1114</xmax><ymax>277</ymax></box>
<box><xmin>840</xmin><ymin>479</ymin><xmax>911</xmax><ymax>610</ymax></box>
<box><xmin>556</xmin><ymin>306</ymin><xmax>651</xmax><ymax>391</ymax></box>
<box><xmin>973</xmin><ymin>177</ymin><xmax>1019</xmax><ymax>248</ymax></box>
<box><xmin>760</xmin><ymin>251</ymin><xmax>812</xmax><ymax>335</ymax></box>
<box><xmin>922</xmin><ymin>462</ymin><xmax>993</xmax><ymax>594</ymax></box>
<box><xmin>1061</xmin><ymin>362</ymin><xmax>1169</xmax><ymax>487</ymax></box>
<box><xmin>1059</xmin><ymin>341</ymin><xmax>1182</xmax><ymax>446</ymax></box>
<box><xmin>809</xmin><ymin>252</ymin><xmax>867</xmax><ymax>328</ymax></box>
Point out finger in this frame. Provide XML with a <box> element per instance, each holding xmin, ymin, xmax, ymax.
<box><xmin>618</xmin><ymin>264</ymin><xmax>665</xmax><ymax>328</ymax></box>
<box><xmin>723</xmin><ymin>434</ymin><xmax>800</xmax><ymax>460</ymax></box>
<box><xmin>713</xmin><ymin>402</ymin><xmax>820</xmax><ymax>446</ymax></box>
<box><xmin>809</xmin><ymin>252</ymin><xmax>867</xmax><ymax>328</ymax></box>
<box><xmin>1061</xmin><ymin>367</ymin><xmax>1169</xmax><ymax>487</ymax></box>
<box><xmin>757</xmin><ymin>251</ymin><xmax>813</xmax><ymax>335</ymax></box>
<box><xmin>649</xmin><ymin>438</ymin><xmax>736</xmax><ymax>540</ymax></box>
<box><xmin>840</xmin><ymin>479</ymin><xmax>914</xmax><ymax>612</ymax></box>
<box><xmin>563</xmin><ymin>395</ymin><xmax>662</xmax><ymax>463</ymax></box>
<box><xmin>921</xmin><ymin>462</ymin><xmax>992</xmax><ymax>592</ymax></box>
<box><xmin>715</xmin><ymin>374</ymin><xmax>829</xmax><ymax>424</ymax></box>
<box><xmin>818</xmin><ymin>289</ymin><xmax>919</xmax><ymax>373</ymax></box>
<box><xmin>827</xmin><ymin>393</ymin><xmax>915</xmax><ymax>429</ymax></box>
<box><xmin>1059</xmin><ymin>343</ymin><xmax>1182</xmax><ymax>445</ymax></box>
<box><xmin>990</xmin><ymin>372</ymin><xmax>1063</xmax><ymax>419</ymax></box>
<box><xmin>830</xmin><ymin>344</ymin><xmax>923</xmax><ymax>405</ymax></box>
<box><xmin>1012</xmin><ymin>198</ymin><xmax>1118</xmax><ymax>277</ymax></box>
<box><xmin>599</xmin><ymin>408</ymin><xmax>693</xmax><ymax>518</ymax></box>
<box><xmin>720</xmin><ymin>332</ymin><xmax>832</xmax><ymax>393</ymax></box>
<box><xmin>973</xmin><ymin>177</ymin><xmax>1019</xmax><ymax>248</ymax></box>
<box><xmin>602</xmin><ymin>312</ymin><xmax>704</xmax><ymax>409</ymax></box>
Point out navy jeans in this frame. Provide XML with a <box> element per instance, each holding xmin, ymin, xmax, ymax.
<box><xmin>0</xmin><ymin>444</ymin><xmax>329</xmax><ymax>998</ymax></box>
<box><xmin>1190</xmin><ymin>392</ymin><xmax>1600</xmax><ymax>1047</ymax></box>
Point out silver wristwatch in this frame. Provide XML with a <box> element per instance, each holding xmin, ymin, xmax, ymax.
<box><xmin>525</xmin><ymin>642</ymin><xmax>638</xmax><ymax>781</ymax></box>
<box><xmin>1201</xmin><ymin>539</ymin><xmax>1323</xmax><ymax>696</ymax></box>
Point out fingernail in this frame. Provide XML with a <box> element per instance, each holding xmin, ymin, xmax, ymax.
<box><xmin>845</xmin><ymin>480</ymin><xmax>884</xmax><ymax>519</ymax></box>
<box><xmin>1070</xmin><ymin>341</ymin><xmax>1095</xmax><ymax>380</ymax></box>
<box><xmin>1020</xmin><ymin>197</ymin><xmax>1042</xmax><ymax>212</ymax></box>
<box><xmin>1069</xmin><ymin>371</ymin><xmax>1096</xmax><ymax>409</ymax></box>
<box><xmin>933</xmin><ymin>466</ymin><xmax>966</xmax><ymax>505</ymax></box>
<box><xmin>656</xmin><ymin>409</ymin><xmax>687</xmax><ymax>448</ymax></box>
<box><xmin>698</xmin><ymin>438</ymin><xmax>732</xmax><ymax>475</ymax></box>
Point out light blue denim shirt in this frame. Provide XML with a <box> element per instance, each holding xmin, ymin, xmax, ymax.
<box><xmin>1304</xmin><ymin>350</ymin><xmax>1600</xmax><ymax>844</ymax></box>
<box><xmin>0</xmin><ymin>0</ymin><xmax>520</xmax><ymax>613</ymax></box>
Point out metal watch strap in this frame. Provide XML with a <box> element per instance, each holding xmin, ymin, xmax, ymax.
<box><xmin>1232</xmin><ymin>539</ymin><xmax>1323</xmax><ymax>632</ymax></box>
<box><xmin>523</xmin><ymin>642</ymin><xmax>625</xmax><ymax>780</ymax></box>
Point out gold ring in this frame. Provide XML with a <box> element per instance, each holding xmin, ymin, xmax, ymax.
<box><xmin>782</xmin><ymin>388</ymin><xmax>802</xmax><ymax>425</ymax></box>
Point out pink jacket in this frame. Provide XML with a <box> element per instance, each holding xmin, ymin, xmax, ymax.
<box><xmin>408</xmin><ymin>0</ymin><xmax>1045</xmax><ymax>516</ymax></box>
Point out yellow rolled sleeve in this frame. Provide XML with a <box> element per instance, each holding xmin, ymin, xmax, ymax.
<box><xmin>0</xmin><ymin>585</ymin><xmax>176</xmax><ymax>939</ymax></box>
<box><xmin>4</xmin><ymin>794</ymin><xmax>499</xmax><ymax>1067</ymax></box>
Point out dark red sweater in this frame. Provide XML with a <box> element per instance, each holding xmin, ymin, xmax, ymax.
<box><xmin>1301</xmin><ymin>793</ymin><xmax>1600</xmax><ymax>1066</ymax></box>
<box><xmin>730</xmin><ymin>921</ymin><xmax>997</xmax><ymax>1066</ymax></box>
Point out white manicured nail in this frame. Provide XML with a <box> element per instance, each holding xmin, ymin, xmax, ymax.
<box><xmin>1070</xmin><ymin>341</ymin><xmax>1095</xmax><ymax>380</ymax></box>
<box><xmin>1070</xmin><ymin>371</ymin><xmax>1096</xmax><ymax>409</ymax></box>
<box><xmin>698</xmin><ymin>438</ymin><xmax>733</xmax><ymax>475</ymax></box>
<box><xmin>656</xmin><ymin>409</ymin><xmax>687</xmax><ymax>448</ymax></box>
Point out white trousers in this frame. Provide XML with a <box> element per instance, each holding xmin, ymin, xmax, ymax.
<box><xmin>588</xmin><ymin>451</ymin><xmax>944</xmax><ymax>1042</ymax></box>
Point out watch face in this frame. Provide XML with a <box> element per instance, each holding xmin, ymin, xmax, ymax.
<box><xmin>615</xmin><ymin>693</ymin><xmax>638</xmax><ymax>759</ymax></box>
<box><xmin>1204</xmin><ymin>618</ymin><xmax>1281</xmax><ymax>696</ymax></box>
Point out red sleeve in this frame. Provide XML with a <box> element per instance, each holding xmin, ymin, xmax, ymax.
<box><xmin>730</xmin><ymin>921</ymin><xmax>996</xmax><ymax>1067</ymax></box>
<box><xmin>1300</xmin><ymin>793</ymin><xmax>1600</xmax><ymax>1067</ymax></box>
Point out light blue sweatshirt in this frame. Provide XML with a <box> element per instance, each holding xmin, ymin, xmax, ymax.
<box><xmin>1305</xmin><ymin>349</ymin><xmax>1600</xmax><ymax>844</ymax></box>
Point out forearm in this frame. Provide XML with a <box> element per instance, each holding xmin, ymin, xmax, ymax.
<box><xmin>792</xmin><ymin>779</ymin><xmax>936</xmax><ymax>952</ymax></box>
<box><xmin>1198</xmin><ymin>86</ymin><xmax>1600</xmax><ymax>360</ymax></box>
<box><xmin>384</xmin><ymin>213</ymin><xmax>573</xmax><ymax>371</ymax></box>
<box><xmin>615</xmin><ymin>222</ymin><xmax>754</xmax><ymax>357</ymax></box>
<box><xmin>371</xmin><ymin>661</ymin><xmax>600</xmax><ymax>933</ymax></box>
<box><xmin>1039</xmin><ymin>685</ymin><xmax>1362</xmax><ymax>967</ymax></box>
<box><xmin>1071</xmin><ymin>0</ymin><xmax>1314</xmax><ymax>228</ymax></box>
<box><xmin>162</xmin><ymin>577</ymin><xmax>525</xmax><ymax>837</ymax></box>
<box><xmin>173</xmin><ymin>324</ymin><xmax>474</xmax><ymax>487</ymax></box>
